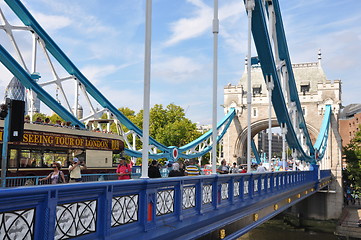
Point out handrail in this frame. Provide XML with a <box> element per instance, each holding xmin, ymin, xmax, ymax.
<box><xmin>0</xmin><ymin>170</ymin><xmax>331</xmax><ymax>239</ymax></box>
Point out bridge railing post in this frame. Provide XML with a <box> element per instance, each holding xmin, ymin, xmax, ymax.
<box><xmin>312</xmin><ymin>164</ymin><xmax>320</xmax><ymax>190</ymax></box>
<box><xmin>239</xmin><ymin>175</ymin><xmax>244</xmax><ymax>201</ymax></box>
<box><xmin>34</xmin><ymin>190</ymin><xmax>57</xmax><ymax>239</ymax></box>
<box><xmin>269</xmin><ymin>172</ymin><xmax>274</xmax><ymax>193</ymax></box>
<box><xmin>196</xmin><ymin>178</ymin><xmax>203</xmax><ymax>215</ymax></box>
<box><xmin>212</xmin><ymin>175</ymin><xmax>219</xmax><ymax>209</ymax></box>
<box><xmin>248</xmin><ymin>174</ymin><xmax>254</xmax><ymax>199</ymax></box>
<box><xmin>229</xmin><ymin>176</ymin><xmax>235</xmax><ymax>205</ymax></box>
<box><xmin>97</xmin><ymin>185</ymin><xmax>112</xmax><ymax>238</ymax></box>
<box><xmin>175</xmin><ymin>180</ymin><xmax>183</xmax><ymax>221</ymax></box>
<box><xmin>142</xmin><ymin>186</ymin><xmax>157</xmax><ymax>232</ymax></box>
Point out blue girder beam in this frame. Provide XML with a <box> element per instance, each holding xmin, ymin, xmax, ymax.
<box><xmin>245</xmin><ymin>0</ymin><xmax>312</xmax><ymax>161</ymax></box>
<box><xmin>4</xmin><ymin>0</ymin><xmax>237</xmax><ymax>161</ymax></box>
<box><xmin>0</xmin><ymin>45</ymin><xmax>85</xmax><ymax>128</ymax></box>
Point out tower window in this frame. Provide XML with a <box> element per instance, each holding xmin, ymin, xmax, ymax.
<box><xmin>252</xmin><ymin>108</ymin><xmax>258</xmax><ymax>117</ymax></box>
<box><xmin>252</xmin><ymin>84</ymin><xmax>262</xmax><ymax>95</ymax></box>
<box><xmin>300</xmin><ymin>81</ymin><xmax>310</xmax><ymax>95</ymax></box>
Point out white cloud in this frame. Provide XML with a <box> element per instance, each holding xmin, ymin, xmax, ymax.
<box><xmin>81</xmin><ymin>64</ymin><xmax>131</xmax><ymax>84</ymax></box>
<box><xmin>31</xmin><ymin>12</ymin><xmax>72</xmax><ymax>32</ymax></box>
<box><xmin>164</xmin><ymin>0</ymin><xmax>244</xmax><ymax>47</ymax></box>
<box><xmin>152</xmin><ymin>56</ymin><xmax>204</xmax><ymax>84</ymax></box>
<box><xmin>164</xmin><ymin>0</ymin><xmax>212</xmax><ymax>46</ymax></box>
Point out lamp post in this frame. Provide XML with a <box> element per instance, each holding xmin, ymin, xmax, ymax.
<box><xmin>141</xmin><ymin>0</ymin><xmax>152</xmax><ymax>178</ymax></box>
<box><xmin>266</xmin><ymin>75</ymin><xmax>273</xmax><ymax>165</ymax></box>
<box><xmin>246</xmin><ymin>0</ymin><xmax>255</xmax><ymax>173</ymax></box>
<box><xmin>211</xmin><ymin>0</ymin><xmax>219</xmax><ymax>174</ymax></box>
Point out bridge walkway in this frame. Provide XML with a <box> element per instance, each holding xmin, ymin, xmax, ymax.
<box><xmin>0</xmin><ymin>170</ymin><xmax>331</xmax><ymax>239</ymax></box>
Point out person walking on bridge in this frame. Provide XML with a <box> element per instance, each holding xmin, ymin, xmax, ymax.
<box><xmin>217</xmin><ymin>160</ymin><xmax>229</xmax><ymax>174</ymax></box>
<box><xmin>116</xmin><ymin>157</ymin><xmax>131</xmax><ymax>180</ymax></box>
<box><xmin>68</xmin><ymin>157</ymin><xmax>86</xmax><ymax>183</ymax></box>
<box><xmin>39</xmin><ymin>162</ymin><xmax>66</xmax><ymax>184</ymax></box>
<box><xmin>185</xmin><ymin>159</ymin><xmax>200</xmax><ymax>176</ymax></box>
<box><xmin>148</xmin><ymin>160</ymin><xmax>161</xmax><ymax>178</ymax></box>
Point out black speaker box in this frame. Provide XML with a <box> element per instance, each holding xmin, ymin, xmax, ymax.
<box><xmin>9</xmin><ymin>100</ymin><xmax>25</xmax><ymax>142</ymax></box>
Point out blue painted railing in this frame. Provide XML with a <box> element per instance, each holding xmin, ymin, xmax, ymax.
<box><xmin>0</xmin><ymin>170</ymin><xmax>331</xmax><ymax>239</ymax></box>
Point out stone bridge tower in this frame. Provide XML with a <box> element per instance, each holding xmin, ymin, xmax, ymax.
<box><xmin>223</xmin><ymin>52</ymin><xmax>343</xmax><ymax>219</ymax></box>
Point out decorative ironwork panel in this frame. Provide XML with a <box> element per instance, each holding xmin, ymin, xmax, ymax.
<box><xmin>274</xmin><ymin>177</ymin><xmax>277</xmax><ymax>187</ymax></box>
<box><xmin>0</xmin><ymin>208</ymin><xmax>34</xmax><ymax>240</ymax></box>
<box><xmin>234</xmin><ymin>181</ymin><xmax>240</xmax><ymax>197</ymax></box>
<box><xmin>156</xmin><ymin>189</ymin><xmax>174</xmax><ymax>216</ymax></box>
<box><xmin>55</xmin><ymin>200</ymin><xmax>97</xmax><ymax>240</ymax></box>
<box><xmin>254</xmin><ymin>179</ymin><xmax>258</xmax><ymax>192</ymax></box>
<box><xmin>278</xmin><ymin>176</ymin><xmax>281</xmax><ymax>186</ymax></box>
<box><xmin>202</xmin><ymin>185</ymin><xmax>212</xmax><ymax>204</ymax></box>
<box><xmin>221</xmin><ymin>183</ymin><xmax>229</xmax><ymax>200</ymax></box>
<box><xmin>111</xmin><ymin>194</ymin><xmax>138</xmax><ymax>227</ymax></box>
<box><xmin>244</xmin><ymin>180</ymin><xmax>249</xmax><ymax>195</ymax></box>
<box><xmin>259</xmin><ymin>179</ymin><xmax>263</xmax><ymax>190</ymax></box>
<box><xmin>183</xmin><ymin>186</ymin><xmax>196</xmax><ymax>209</ymax></box>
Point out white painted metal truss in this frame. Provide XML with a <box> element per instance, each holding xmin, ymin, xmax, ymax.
<box><xmin>0</xmin><ymin>7</ymin><xmax>106</xmax><ymax>127</ymax></box>
<box><xmin>0</xmin><ymin>1</ymin><xmax>236</xmax><ymax>161</ymax></box>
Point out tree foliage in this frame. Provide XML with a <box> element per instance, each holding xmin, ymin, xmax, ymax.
<box><xmin>49</xmin><ymin>113</ymin><xmax>64</xmax><ymax>123</ymax></box>
<box><xmin>343</xmin><ymin>130</ymin><xmax>361</xmax><ymax>191</ymax></box>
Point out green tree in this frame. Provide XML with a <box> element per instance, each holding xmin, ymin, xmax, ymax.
<box><xmin>49</xmin><ymin>113</ymin><xmax>64</xmax><ymax>124</ymax></box>
<box><xmin>343</xmin><ymin>130</ymin><xmax>361</xmax><ymax>191</ymax></box>
<box><xmin>116</xmin><ymin>104</ymin><xmax>202</xmax><ymax>163</ymax></box>
<box><xmin>32</xmin><ymin>113</ymin><xmax>47</xmax><ymax>122</ymax></box>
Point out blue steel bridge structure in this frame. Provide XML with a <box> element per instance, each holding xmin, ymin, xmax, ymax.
<box><xmin>0</xmin><ymin>0</ymin><xmax>334</xmax><ymax>239</ymax></box>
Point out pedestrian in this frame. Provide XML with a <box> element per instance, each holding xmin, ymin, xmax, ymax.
<box><xmin>230</xmin><ymin>162</ymin><xmax>239</xmax><ymax>173</ymax></box>
<box><xmin>168</xmin><ymin>162</ymin><xmax>184</xmax><ymax>177</ymax></box>
<box><xmin>256</xmin><ymin>162</ymin><xmax>266</xmax><ymax>173</ymax></box>
<box><xmin>39</xmin><ymin>162</ymin><xmax>66</xmax><ymax>184</ymax></box>
<box><xmin>239</xmin><ymin>166</ymin><xmax>247</xmax><ymax>173</ymax></box>
<box><xmin>217</xmin><ymin>159</ymin><xmax>229</xmax><ymax>174</ymax></box>
<box><xmin>185</xmin><ymin>159</ymin><xmax>200</xmax><ymax>176</ymax></box>
<box><xmin>68</xmin><ymin>157</ymin><xmax>86</xmax><ymax>183</ymax></box>
<box><xmin>116</xmin><ymin>157</ymin><xmax>132</xmax><ymax>180</ymax></box>
<box><xmin>148</xmin><ymin>160</ymin><xmax>161</xmax><ymax>178</ymax></box>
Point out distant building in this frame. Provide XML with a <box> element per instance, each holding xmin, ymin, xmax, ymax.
<box><xmin>197</xmin><ymin>124</ymin><xmax>212</xmax><ymax>134</ymax></box>
<box><xmin>257</xmin><ymin>130</ymin><xmax>284</xmax><ymax>158</ymax></box>
<box><xmin>4</xmin><ymin>77</ymin><xmax>25</xmax><ymax>101</ymax></box>
<box><xmin>339</xmin><ymin>104</ymin><xmax>361</xmax><ymax>147</ymax></box>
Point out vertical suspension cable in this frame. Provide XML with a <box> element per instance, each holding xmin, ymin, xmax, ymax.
<box><xmin>141</xmin><ymin>0</ymin><xmax>152</xmax><ymax>178</ymax></box>
<box><xmin>211</xmin><ymin>0</ymin><xmax>219</xmax><ymax>174</ymax></box>
<box><xmin>246</xmin><ymin>0</ymin><xmax>254</xmax><ymax>173</ymax></box>
<box><xmin>267</xmin><ymin>75</ymin><xmax>273</xmax><ymax>164</ymax></box>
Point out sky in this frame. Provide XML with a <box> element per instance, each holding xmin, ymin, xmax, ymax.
<box><xmin>0</xmin><ymin>0</ymin><xmax>360</xmax><ymax>125</ymax></box>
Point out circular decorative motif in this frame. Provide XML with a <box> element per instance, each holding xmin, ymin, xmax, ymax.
<box><xmin>172</xmin><ymin>148</ymin><xmax>178</xmax><ymax>160</ymax></box>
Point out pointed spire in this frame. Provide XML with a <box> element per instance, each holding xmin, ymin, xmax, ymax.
<box><xmin>244</xmin><ymin>56</ymin><xmax>248</xmax><ymax>73</ymax></box>
<box><xmin>318</xmin><ymin>49</ymin><xmax>322</xmax><ymax>68</ymax></box>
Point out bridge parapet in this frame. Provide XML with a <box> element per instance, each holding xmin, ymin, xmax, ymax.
<box><xmin>0</xmin><ymin>170</ymin><xmax>331</xmax><ymax>240</ymax></box>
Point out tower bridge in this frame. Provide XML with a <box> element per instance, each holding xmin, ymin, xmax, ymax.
<box><xmin>223</xmin><ymin>55</ymin><xmax>343</xmax><ymax>219</ymax></box>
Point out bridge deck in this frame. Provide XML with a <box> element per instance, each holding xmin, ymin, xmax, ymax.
<box><xmin>0</xmin><ymin>170</ymin><xmax>331</xmax><ymax>240</ymax></box>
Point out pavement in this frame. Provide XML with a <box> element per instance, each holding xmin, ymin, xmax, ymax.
<box><xmin>335</xmin><ymin>205</ymin><xmax>361</xmax><ymax>239</ymax></box>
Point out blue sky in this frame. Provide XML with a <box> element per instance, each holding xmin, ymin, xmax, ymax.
<box><xmin>0</xmin><ymin>0</ymin><xmax>360</xmax><ymax>125</ymax></box>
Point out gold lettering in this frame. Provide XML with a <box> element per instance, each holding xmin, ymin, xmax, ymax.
<box><xmin>23</xmin><ymin>133</ymin><xmax>29</xmax><ymax>143</ymax></box>
<box><xmin>28</xmin><ymin>134</ymin><xmax>34</xmax><ymax>143</ymax></box>
<box><xmin>34</xmin><ymin>135</ymin><xmax>40</xmax><ymax>143</ymax></box>
<box><xmin>69</xmin><ymin>138</ymin><xmax>74</xmax><ymax>146</ymax></box>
